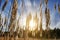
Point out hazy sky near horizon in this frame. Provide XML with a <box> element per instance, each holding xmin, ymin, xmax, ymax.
<box><xmin>0</xmin><ymin>0</ymin><xmax>60</xmax><ymax>31</ymax></box>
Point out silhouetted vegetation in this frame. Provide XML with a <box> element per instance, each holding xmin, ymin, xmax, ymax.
<box><xmin>28</xmin><ymin>28</ymin><xmax>60</xmax><ymax>39</ymax></box>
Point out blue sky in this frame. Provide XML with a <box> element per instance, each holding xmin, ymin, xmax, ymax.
<box><xmin>0</xmin><ymin>0</ymin><xmax>60</xmax><ymax>31</ymax></box>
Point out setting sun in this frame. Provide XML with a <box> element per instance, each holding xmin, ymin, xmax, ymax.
<box><xmin>29</xmin><ymin>18</ymin><xmax>36</xmax><ymax>31</ymax></box>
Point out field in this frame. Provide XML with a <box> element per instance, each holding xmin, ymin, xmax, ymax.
<box><xmin>0</xmin><ymin>37</ymin><xmax>59</xmax><ymax>40</ymax></box>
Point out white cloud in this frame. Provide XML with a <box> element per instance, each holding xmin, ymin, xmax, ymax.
<box><xmin>50</xmin><ymin>11</ymin><xmax>55</xmax><ymax>29</ymax></box>
<box><xmin>24</xmin><ymin>0</ymin><xmax>31</xmax><ymax>7</ymax></box>
<box><xmin>55</xmin><ymin>22</ymin><xmax>60</xmax><ymax>29</ymax></box>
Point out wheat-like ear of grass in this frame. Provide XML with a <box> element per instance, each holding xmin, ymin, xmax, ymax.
<box><xmin>0</xmin><ymin>0</ymin><xmax>1</xmax><ymax>3</ymax></box>
<box><xmin>2</xmin><ymin>0</ymin><xmax>8</xmax><ymax>11</ymax></box>
<box><xmin>0</xmin><ymin>14</ymin><xmax>1</xmax><ymax>27</ymax></box>
<box><xmin>45</xmin><ymin>0</ymin><xmax>48</xmax><ymax>5</ymax></box>
<box><xmin>9</xmin><ymin>0</ymin><xmax>18</xmax><ymax>31</ymax></box>
<box><xmin>54</xmin><ymin>4</ymin><xmax>56</xmax><ymax>10</ymax></box>
<box><xmin>45</xmin><ymin>7</ymin><xmax>50</xmax><ymax>29</ymax></box>
<box><xmin>58</xmin><ymin>4</ymin><xmax>60</xmax><ymax>13</ymax></box>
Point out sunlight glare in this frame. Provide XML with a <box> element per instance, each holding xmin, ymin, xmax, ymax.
<box><xmin>29</xmin><ymin>18</ymin><xmax>36</xmax><ymax>31</ymax></box>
